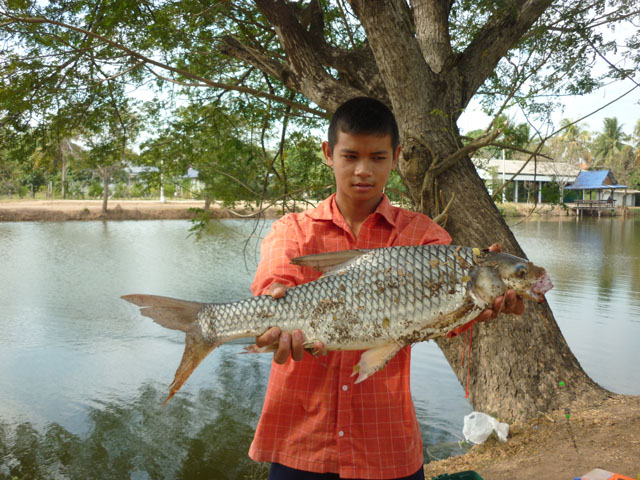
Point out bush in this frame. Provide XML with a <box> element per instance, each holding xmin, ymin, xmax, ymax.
<box><xmin>89</xmin><ymin>182</ymin><xmax>103</xmax><ymax>198</ymax></box>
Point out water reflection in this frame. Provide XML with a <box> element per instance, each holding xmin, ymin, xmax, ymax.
<box><xmin>512</xmin><ymin>216</ymin><xmax>640</xmax><ymax>394</ymax></box>
<box><xmin>0</xmin><ymin>383</ymin><xmax>268</xmax><ymax>480</ymax></box>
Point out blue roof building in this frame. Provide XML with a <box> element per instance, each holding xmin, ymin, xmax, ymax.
<box><xmin>564</xmin><ymin>170</ymin><xmax>638</xmax><ymax>213</ymax></box>
<box><xmin>565</xmin><ymin>170</ymin><xmax>627</xmax><ymax>191</ymax></box>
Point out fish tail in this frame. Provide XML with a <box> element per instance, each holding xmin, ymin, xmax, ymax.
<box><xmin>121</xmin><ymin>294</ymin><xmax>217</xmax><ymax>404</ymax></box>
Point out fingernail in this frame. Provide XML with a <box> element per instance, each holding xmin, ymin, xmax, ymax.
<box><xmin>294</xmin><ymin>331</ymin><xmax>303</xmax><ymax>341</ymax></box>
<box><xmin>281</xmin><ymin>332</ymin><xmax>290</xmax><ymax>342</ymax></box>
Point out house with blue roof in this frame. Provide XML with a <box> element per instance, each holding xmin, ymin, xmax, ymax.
<box><xmin>565</xmin><ymin>169</ymin><xmax>639</xmax><ymax>211</ymax></box>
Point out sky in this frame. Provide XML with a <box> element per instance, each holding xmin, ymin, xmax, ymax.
<box><xmin>458</xmin><ymin>77</ymin><xmax>640</xmax><ymax>138</ymax></box>
<box><xmin>459</xmin><ymin>20</ymin><xmax>640</xmax><ymax>138</ymax></box>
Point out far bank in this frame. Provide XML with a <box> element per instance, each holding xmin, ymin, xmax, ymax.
<box><xmin>0</xmin><ymin>199</ymin><xmax>638</xmax><ymax>222</ymax></box>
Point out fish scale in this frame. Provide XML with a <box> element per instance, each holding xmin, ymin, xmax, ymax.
<box><xmin>123</xmin><ymin>244</ymin><xmax>552</xmax><ymax>402</ymax></box>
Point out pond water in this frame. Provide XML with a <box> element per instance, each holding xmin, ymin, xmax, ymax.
<box><xmin>0</xmin><ymin>216</ymin><xmax>638</xmax><ymax>479</ymax></box>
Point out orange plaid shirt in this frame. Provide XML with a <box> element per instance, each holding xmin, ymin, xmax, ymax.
<box><xmin>250</xmin><ymin>194</ymin><xmax>451</xmax><ymax>479</ymax></box>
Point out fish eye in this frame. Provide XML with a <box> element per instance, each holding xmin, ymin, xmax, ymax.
<box><xmin>515</xmin><ymin>264</ymin><xmax>528</xmax><ymax>278</ymax></box>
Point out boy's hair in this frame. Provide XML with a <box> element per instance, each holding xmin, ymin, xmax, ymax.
<box><xmin>327</xmin><ymin>97</ymin><xmax>400</xmax><ymax>154</ymax></box>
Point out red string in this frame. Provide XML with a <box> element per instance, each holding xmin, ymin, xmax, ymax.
<box><xmin>450</xmin><ymin>319</ymin><xmax>476</xmax><ymax>398</ymax></box>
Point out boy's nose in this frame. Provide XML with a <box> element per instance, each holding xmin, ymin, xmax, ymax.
<box><xmin>354</xmin><ymin>160</ymin><xmax>372</xmax><ymax>177</ymax></box>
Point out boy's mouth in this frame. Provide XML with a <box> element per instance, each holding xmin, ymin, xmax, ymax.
<box><xmin>353</xmin><ymin>183</ymin><xmax>374</xmax><ymax>191</ymax></box>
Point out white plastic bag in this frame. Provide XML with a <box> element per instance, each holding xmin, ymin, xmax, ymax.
<box><xmin>462</xmin><ymin>411</ymin><xmax>509</xmax><ymax>444</ymax></box>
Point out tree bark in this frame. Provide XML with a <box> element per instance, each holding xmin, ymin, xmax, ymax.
<box><xmin>61</xmin><ymin>156</ymin><xmax>67</xmax><ymax>199</ymax></box>
<box><xmin>102</xmin><ymin>169</ymin><xmax>110</xmax><ymax>213</ymax></box>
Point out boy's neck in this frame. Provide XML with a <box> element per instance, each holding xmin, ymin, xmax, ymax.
<box><xmin>334</xmin><ymin>192</ymin><xmax>383</xmax><ymax>238</ymax></box>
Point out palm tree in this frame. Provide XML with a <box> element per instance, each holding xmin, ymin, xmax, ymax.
<box><xmin>592</xmin><ymin>117</ymin><xmax>628</xmax><ymax>169</ymax></box>
<box><xmin>557</xmin><ymin>118</ymin><xmax>592</xmax><ymax>166</ymax></box>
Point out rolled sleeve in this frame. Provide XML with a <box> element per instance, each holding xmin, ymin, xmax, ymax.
<box><xmin>251</xmin><ymin>216</ymin><xmax>305</xmax><ymax>296</ymax></box>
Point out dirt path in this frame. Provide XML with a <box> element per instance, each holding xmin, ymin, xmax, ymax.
<box><xmin>0</xmin><ymin>199</ymin><xmax>278</xmax><ymax>221</ymax></box>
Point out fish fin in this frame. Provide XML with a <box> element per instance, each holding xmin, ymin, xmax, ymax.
<box><xmin>290</xmin><ymin>249</ymin><xmax>370</xmax><ymax>275</ymax></box>
<box><xmin>164</xmin><ymin>326</ymin><xmax>217</xmax><ymax>404</ymax></box>
<box><xmin>122</xmin><ymin>294</ymin><xmax>216</xmax><ymax>403</ymax></box>
<box><xmin>122</xmin><ymin>294</ymin><xmax>203</xmax><ymax>332</ymax></box>
<box><xmin>352</xmin><ymin>342</ymin><xmax>404</xmax><ymax>384</ymax></box>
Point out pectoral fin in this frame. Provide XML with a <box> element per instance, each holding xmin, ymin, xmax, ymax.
<box><xmin>352</xmin><ymin>342</ymin><xmax>404</xmax><ymax>384</ymax></box>
<box><xmin>291</xmin><ymin>249</ymin><xmax>371</xmax><ymax>275</ymax></box>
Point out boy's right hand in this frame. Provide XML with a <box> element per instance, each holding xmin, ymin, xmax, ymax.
<box><xmin>256</xmin><ymin>282</ymin><xmax>326</xmax><ymax>364</ymax></box>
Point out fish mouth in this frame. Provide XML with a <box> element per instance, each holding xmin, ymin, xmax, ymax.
<box><xmin>527</xmin><ymin>272</ymin><xmax>553</xmax><ymax>302</ymax></box>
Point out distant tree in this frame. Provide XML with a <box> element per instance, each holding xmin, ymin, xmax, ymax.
<box><xmin>591</xmin><ymin>117</ymin><xmax>637</xmax><ymax>185</ymax></box>
<box><xmin>554</xmin><ymin>119</ymin><xmax>592</xmax><ymax>166</ymax></box>
<box><xmin>592</xmin><ymin>118</ymin><xmax>628</xmax><ymax>167</ymax></box>
<box><xmin>80</xmin><ymin>98</ymin><xmax>140</xmax><ymax>212</ymax></box>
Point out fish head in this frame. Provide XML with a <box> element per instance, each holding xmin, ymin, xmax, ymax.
<box><xmin>479</xmin><ymin>252</ymin><xmax>553</xmax><ymax>303</ymax></box>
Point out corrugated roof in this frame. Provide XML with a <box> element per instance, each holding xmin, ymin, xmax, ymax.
<box><xmin>565</xmin><ymin>170</ymin><xmax>627</xmax><ymax>190</ymax></box>
<box><xmin>473</xmin><ymin>158</ymin><xmax>580</xmax><ymax>177</ymax></box>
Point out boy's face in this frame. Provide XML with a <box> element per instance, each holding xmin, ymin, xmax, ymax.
<box><xmin>322</xmin><ymin>131</ymin><xmax>400</xmax><ymax>209</ymax></box>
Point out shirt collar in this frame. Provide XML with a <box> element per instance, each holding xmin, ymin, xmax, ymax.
<box><xmin>305</xmin><ymin>193</ymin><xmax>396</xmax><ymax>227</ymax></box>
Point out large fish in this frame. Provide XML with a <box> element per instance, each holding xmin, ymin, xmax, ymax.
<box><xmin>123</xmin><ymin>245</ymin><xmax>552</xmax><ymax>403</ymax></box>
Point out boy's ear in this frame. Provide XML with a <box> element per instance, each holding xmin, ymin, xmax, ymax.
<box><xmin>322</xmin><ymin>141</ymin><xmax>333</xmax><ymax>166</ymax></box>
<box><xmin>392</xmin><ymin>145</ymin><xmax>401</xmax><ymax>170</ymax></box>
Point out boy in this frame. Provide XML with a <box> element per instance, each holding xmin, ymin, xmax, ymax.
<box><xmin>250</xmin><ymin>97</ymin><xmax>523</xmax><ymax>480</ymax></box>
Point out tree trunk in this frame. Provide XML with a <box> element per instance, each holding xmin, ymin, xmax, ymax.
<box><xmin>238</xmin><ymin>0</ymin><xmax>612</xmax><ymax>421</ymax></box>
<box><xmin>402</xmin><ymin>135</ymin><xmax>608</xmax><ymax>420</ymax></box>
<box><xmin>387</xmin><ymin>80</ymin><xmax>608</xmax><ymax>421</ymax></box>
<box><xmin>61</xmin><ymin>156</ymin><xmax>67</xmax><ymax>199</ymax></box>
<box><xmin>102</xmin><ymin>170</ymin><xmax>110</xmax><ymax>213</ymax></box>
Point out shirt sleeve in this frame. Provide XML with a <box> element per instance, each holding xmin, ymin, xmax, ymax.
<box><xmin>251</xmin><ymin>215</ymin><xmax>306</xmax><ymax>296</ymax></box>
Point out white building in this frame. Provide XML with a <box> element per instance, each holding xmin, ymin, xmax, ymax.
<box><xmin>473</xmin><ymin>158</ymin><xmax>581</xmax><ymax>203</ymax></box>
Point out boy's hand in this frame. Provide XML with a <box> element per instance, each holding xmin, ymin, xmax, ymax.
<box><xmin>256</xmin><ymin>282</ymin><xmax>327</xmax><ymax>364</ymax></box>
<box><xmin>475</xmin><ymin>243</ymin><xmax>525</xmax><ymax>322</ymax></box>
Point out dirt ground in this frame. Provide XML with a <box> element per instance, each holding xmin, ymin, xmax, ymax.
<box><xmin>425</xmin><ymin>395</ymin><xmax>640</xmax><ymax>479</ymax></box>
<box><xmin>2</xmin><ymin>200</ymin><xmax>639</xmax><ymax>479</ymax></box>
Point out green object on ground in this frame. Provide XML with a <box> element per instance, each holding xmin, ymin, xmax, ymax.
<box><xmin>431</xmin><ymin>471</ymin><xmax>484</xmax><ymax>480</ymax></box>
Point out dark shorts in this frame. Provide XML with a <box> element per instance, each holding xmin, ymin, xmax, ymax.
<box><xmin>268</xmin><ymin>463</ymin><xmax>426</xmax><ymax>480</ymax></box>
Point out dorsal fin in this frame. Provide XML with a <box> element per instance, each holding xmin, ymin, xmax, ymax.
<box><xmin>290</xmin><ymin>249</ymin><xmax>370</xmax><ymax>275</ymax></box>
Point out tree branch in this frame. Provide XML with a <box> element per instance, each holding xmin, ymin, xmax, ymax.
<box><xmin>95</xmin><ymin>61</ymin><xmax>145</xmax><ymax>83</ymax></box>
<box><xmin>430</xmin><ymin>128</ymin><xmax>502</xmax><ymax>178</ymax></box>
<box><xmin>253</xmin><ymin>0</ymin><xmax>363</xmax><ymax>111</ymax></box>
<box><xmin>457</xmin><ymin>0</ymin><xmax>554</xmax><ymax>105</ymax></box>
<box><xmin>3</xmin><ymin>12</ymin><xmax>328</xmax><ymax>118</ymax></box>
<box><xmin>412</xmin><ymin>0</ymin><xmax>453</xmax><ymax>74</ymax></box>
<box><xmin>217</xmin><ymin>35</ymin><xmax>296</xmax><ymax>89</ymax></box>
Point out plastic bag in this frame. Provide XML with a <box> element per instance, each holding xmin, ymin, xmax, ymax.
<box><xmin>462</xmin><ymin>411</ymin><xmax>509</xmax><ymax>444</ymax></box>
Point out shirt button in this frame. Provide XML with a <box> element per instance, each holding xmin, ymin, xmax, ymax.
<box><xmin>342</xmin><ymin>385</ymin><xmax>348</xmax><ymax>391</ymax></box>
<box><xmin>338</xmin><ymin>430</ymin><xmax>344</xmax><ymax>437</ymax></box>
